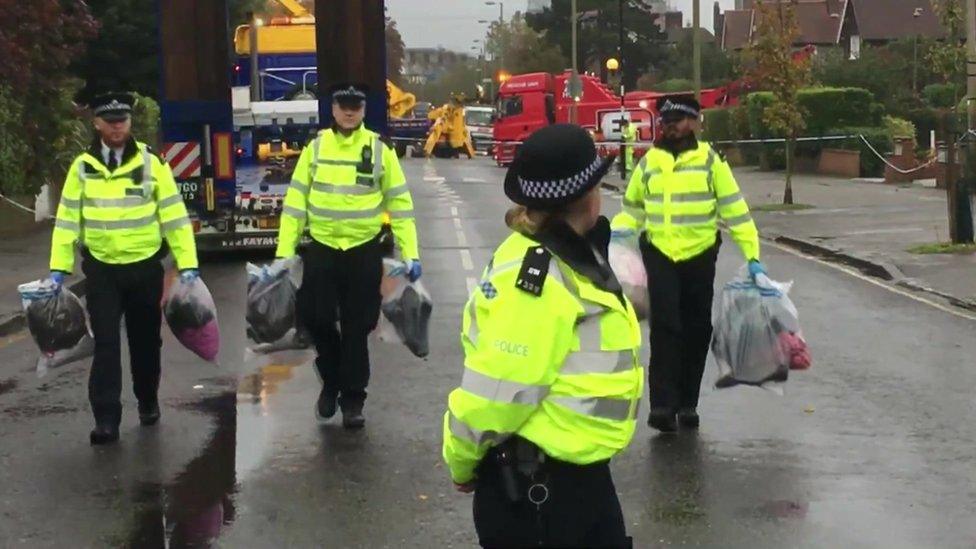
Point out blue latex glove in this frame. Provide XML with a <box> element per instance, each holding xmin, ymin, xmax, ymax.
<box><xmin>748</xmin><ymin>260</ymin><xmax>767</xmax><ymax>281</ymax></box>
<box><xmin>49</xmin><ymin>271</ymin><xmax>65</xmax><ymax>289</ymax></box>
<box><xmin>611</xmin><ymin>229</ymin><xmax>635</xmax><ymax>239</ymax></box>
<box><xmin>179</xmin><ymin>269</ymin><xmax>200</xmax><ymax>283</ymax></box>
<box><xmin>406</xmin><ymin>260</ymin><xmax>422</xmax><ymax>282</ymax></box>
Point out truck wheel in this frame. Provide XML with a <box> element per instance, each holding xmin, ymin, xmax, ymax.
<box><xmin>433</xmin><ymin>143</ymin><xmax>452</xmax><ymax>159</ymax></box>
<box><xmin>395</xmin><ymin>142</ymin><xmax>407</xmax><ymax>158</ymax></box>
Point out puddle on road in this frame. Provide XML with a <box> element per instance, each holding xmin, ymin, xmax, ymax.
<box><xmin>123</xmin><ymin>356</ymin><xmax>309</xmax><ymax>547</ymax></box>
<box><xmin>126</xmin><ymin>393</ymin><xmax>238</xmax><ymax>548</ymax></box>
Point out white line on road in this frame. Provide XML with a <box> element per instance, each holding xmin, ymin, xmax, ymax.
<box><xmin>456</xmin><ymin>230</ymin><xmax>468</xmax><ymax>247</ymax></box>
<box><xmin>844</xmin><ymin>228</ymin><xmax>926</xmax><ymax>236</ymax></box>
<box><xmin>424</xmin><ymin>176</ymin><xmax>446</xmax><ymax>183</ymax></box>
<box><xmin>463</xmin><ymin>177</ymin><xmax>487</xmax><ymax>183</ymax></box>
<box><xmin>766</xmin><ymin>239</ymin><xmax>976</xmax><ymax>322</ymax></box>
<box><xmin>453</xmin><ymin>218</ymin><xmax>463</xmax><ymax>230</ymax></box>
<box><xmin>459</xmin><ymin>249</ymin><xmax>474</xmax><ymax>271</ymax></box>
<box><xmin>466</xmin><ymin>277</ymin><xmax>478</xmax><ymax>293</ymax></box>
<box><xmin>451</xmin><ymin>207</ymin><xmax>459</xmax><ymax>216</ymax></box>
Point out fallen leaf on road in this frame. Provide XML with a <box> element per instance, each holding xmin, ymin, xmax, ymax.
<box><xmin>804</xmin><ymin>406</ymin><xmax>815</xmax><ymax>413</ymax></box>
<box><xmin>418</xmin><ymin>494</ymin><xmax>429</xmax><ymax>501</ymax></box>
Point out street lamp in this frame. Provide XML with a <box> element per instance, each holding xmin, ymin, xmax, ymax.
<box><xmin>913</xmin><ymin>7</ymin><xmax>923</xmax><ymax>97</ymax></box>
<box><xmin>485</xmin><ymin>2</ymin><xmax>504</xmax><ymax>73</ymax></box>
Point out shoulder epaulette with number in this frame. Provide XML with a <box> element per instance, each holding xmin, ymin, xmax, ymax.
<box><xmin>515</xmin><ymin>246</ymin><xmax>551</xmax><ymax>297</ymax></box>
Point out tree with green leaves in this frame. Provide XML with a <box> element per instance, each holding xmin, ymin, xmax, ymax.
<box><xmin>386</xmin><ymin>16</ymin><xmax>406</xmax><ymax>85</ymax></box>
<box><xmin>745</xmin><ymin>0</ymin><xmax>811</xmax><ymax>205</ymax></box>
<box><xmin>525</xmin><ymin>1</ymin><xmax>667</xmax><ymax>89</ymax></box>
<box><xmin>484</xmin><ymin>14</ymin><xmax>569</xmax><ymax>78</ymax></box>
<box><xmin>927</xmin><ymin>0</ymin><xmax>966</xmax><ymax>98</ymax></box>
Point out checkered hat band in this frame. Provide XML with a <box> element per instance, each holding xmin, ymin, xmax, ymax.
<box><xmin>517</xmin><ymin>156</ymin><xmax>602</xmax><ymax>199</ymax></box>
<box><xmin>660</xmin><ymin>102</ymin><xmax>698</xmax><ymax>116</ymax></box>
<box><xmin>335</xmin><ymin>87</ymin><xmax>366</xmax><ymax>100</ymax></box>
<box><xmin>93</xmin><ymin>101</ymin><xmax>131</xmax><ymax>116</ymax></box>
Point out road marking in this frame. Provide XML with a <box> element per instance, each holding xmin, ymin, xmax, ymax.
<box><xmin>463</xmin><ymin>177</ymin><xmax>487</xmax><ymax>183</ymax></box>
<box><xmin>466</xmin><ymin>277</ymin><xmax>478</xmax><ymax>293</ymax></box>
<box><xmin>459</xmin><ymin>249</ymin><xmax>474</xmax><ymax>270</ymax></box>
<box><xmin>451</xmin><ymin>207</ymin><xmax>459</xmax><ymax>216</ymax></box>
<box><xmin>456</xmin><ymin>230</ymin><xmax>468</xmax><ymax>247</ymax></box>
<box><xmin>766</xmin><ymin>239</ymin><xmax>976</xmax><ymax>322</ymax></box>
<box><xmin>424</xmin><ymin>176</ymin><xmax>446</xmax><ymax>183</ymax></box>
<box><xmin>453</xmin><ymin>217</ymin><xmax>463</xmax><ymax>230</ymax></box>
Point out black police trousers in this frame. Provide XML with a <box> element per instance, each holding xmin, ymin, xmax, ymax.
<box><xmin>297</xmin><ymin>236</ymin><xmax>384</xmax><ymax>407</ymax></box>
<box><xmin>640</xmin><ymin>235</ymin><xmax>720</xmax><ymax>412</ymax></box>
<box><xmin>473</xmin><ymin>454</ymin><xmax>631</xmax><ymax>548</ymax></box>
<box><xmin>81</xmin><ymin>252</ymin><xmax>164</xmax><ymax>424</ymax></box>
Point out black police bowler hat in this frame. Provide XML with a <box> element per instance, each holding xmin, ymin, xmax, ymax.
<box><xmin>656</xmin><ymin>94</ymin><xmax>700</xmax><ymax>121</ymax></box>
<box><xmin>504</xmin><ymin>124</ymin><xmax>616</xmax><ymax>210</ymax></box>
<box><xmin>91</xmin><ymin>92</ymin><xmax>135</xmax><ymax>122</ymax></box>
<box><xmin>328</xmin><ymin>82</ymin><xmax>369</xmax><ymax>105</ymax></box>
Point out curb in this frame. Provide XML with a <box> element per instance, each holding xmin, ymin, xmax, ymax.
<box><xmin>0</xmin><ymin>278</ymin><xmax>87</xmax><ymax>338</ymax></box>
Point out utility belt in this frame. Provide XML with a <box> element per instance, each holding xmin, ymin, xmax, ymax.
<box><xmin>482</xmin><ymin>436</ymin><xmax>609</xmax><ymax>507</ymax></box>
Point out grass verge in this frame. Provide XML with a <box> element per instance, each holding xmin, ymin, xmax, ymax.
<box><xmin>907</xmin><ymin>242</ymin><xmax>976</xmax><ymax>255</ymax></box>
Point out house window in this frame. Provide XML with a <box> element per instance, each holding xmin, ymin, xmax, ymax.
<box><xmin>849</xmin><ymin>34</ymin><xmax>861</xmax><ymax>60</ymax></box>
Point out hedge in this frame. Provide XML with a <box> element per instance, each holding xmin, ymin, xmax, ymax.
<box><xmin>923</xmin><ymin>83</ymin><xmax>962</xmax><ymax>109</ymax></box>
<box><xmin>746</xmin><ymin>87</ymin><xmax>883</xmax><ymax>138</ymax></box>
<box><xmin>702</xmin><ymin>108</ymin><xmax>734</xmax><ymax>142</ymax></box>
<box><xmin>830</xmin><ymin>127</ymin><xmax>894</xmax><ymax>177</ymax></box>
<box><xmin>652</xmin><ymin>79</ymin><xmax>695</xmax><ymax>93</ymax></box>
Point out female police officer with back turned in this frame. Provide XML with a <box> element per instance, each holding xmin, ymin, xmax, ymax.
<box><xmin>442</xmin><ymin>124</ymin><xmax>642</xmax><ymax>548</ymax></box>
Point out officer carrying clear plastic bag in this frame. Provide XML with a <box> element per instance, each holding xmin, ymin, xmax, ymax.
<box><xmin>376</xmin><ymin>258</ymin><xmax>432</xmax><ymax>358</ymax></box>
<box><xmin>245</xmin><ymin>256</ymin><xmax>310</xmax><ymax>357</ymax></box>
<box><xmin>18</xmin><ymin>278</ymin><xmax>95</xmax><ymax>377</ymax></box>
<box><xmin>712</xmin><ymin>265</ymin><xmax>811</xmax><ymax>393</ymax></box>
<box><xmin>607</xmin><ymin>231</ymin><xmax>649</xmax><ymax>320</ymax></box>
<box><xmin>163</xmin><ymin>273</ymin><xmax>221</xmax><ymax>362</ymax></box>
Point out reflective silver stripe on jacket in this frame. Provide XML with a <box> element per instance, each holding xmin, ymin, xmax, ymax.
<box><xmin>289</xmin><ymin>179</ymin><xmax>309</xmax><ymax>196</ymax></box>
<box><xmin>372</xmin><ymin>137</ymin><xmax>385</xmax><ymax>182</ymax></box>
<box><xmin>85</xmin><ymin>214</ymin><xmax>158</xmax><ymax>230</ymax></box>
<box><xmin>560</xmin><ymin>350</ymin><xmax>634</xmax><ymax>376</ymax></box>
<box><xmin>723</xmin><ymin>212</ymin><xmax>754</xmax><ymax>226</ymax></box>
<box><xmin>461</xmin><ymin>367</ymin><xmax>548</xmax><ymax>406</ymax></box>
<box><xmin>317</xmin><ymin>158</ymin><xmax>359</xmax><ymax>166</ymax></box>
<box><xmin>55</xmin><ymin>219</ymin><xmax>80</xmax><ymax>232</ymax></box>
<box><xmin>307</xmin><ymin>204</ymin><xmax>382</xmax><ymax>219</ymax></box>
<box><xmin>673</xmin><ymin>165</ymin><xmax>709</xmax><ymax>174</ymax></box>
<box><xmin>575</xmin><ymin>314</ymin><xmax>603</xmax><ymax>351</ymax></box>
<box><xmin>716</xmin><ymin>192</ymin><xmax>743</xmax><ymax>207</ymax></box>
<box><xmin>313</xmin><ymin>181</ymin><xmax>377</xmax><ymax>196</ymax></box>
<box><xmin>549</xmin><ymin>396</ymin><xmax>634</xmax><ymax>421</ymax></box>
<box><xmin>85</xmin><ymin>196</ymin><xmax>153</xmax><ymax>208</ymax></box>
<box><xmin>669</xmin><ymin>191</ymin><xmax>714</xmax><ymax>203</ymax></box>
<box><xmin>60</xmin><ymin>196</ymin><xmax>81</xmax><ymax>209</ymax></box>
<box><xmin>309</xmin><ymin>136</ymin><xmax>321</xmax><ymax>179</ymax></box>
<box><xmin>671</xmin><ymin>210</ymin><xmax>717</xmax><ymax>225</ymax></box>
<box><xmin>160</xmin><ymin>217</ymin><xmax>190</xmax><ymax>232</ymax></box>
<box><xmin>157</xmin><ymin>194</ymin><xmax>183</xmax><ymax>209</ymax></box>
<box><xmin>705</xmin><ymin>149</ymin><xmax>716</xmax><ymax>194</ymax></box>
<box><xmin>388</xmin><ymin>209</ymin><xmax>414</xmax><ymax>219</ymax></box>
<box><xmin>282</xmin><ymin>205</ymin><xmax>307</xmax><ymax>220</ymax></box>
<box><xmin>384</xmin><ymin>185</ymin><xmax>410</xmax><ymax>199</ymax></box>
<box><xmin>448</xmin><ymin>412</ymin><xmax>510</xmax><ymax>446</ymax></box>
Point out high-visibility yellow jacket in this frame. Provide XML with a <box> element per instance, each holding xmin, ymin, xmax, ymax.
<box><xmin>443</xmin><ymin>231</ymin><xmax>644</xmax><ymax>484</ymax></box>
<box><xmin>622</xmin><ymin>123</ymin><xmax>638</xmax><ymax>169</ymax></box>
<box><xmin>276</xmin><ymin>125</ymin><xmax>419</xmax><ymax>259</ymax></box>
<box><xmin>50</xmin><ymin>139</ymin><xmax>198</xmax><ymax>273</ymax></box>
<box><xmin>612</xmin><ymin>140</ymin><xmax>760</xmax><ymax>262</ymax></box>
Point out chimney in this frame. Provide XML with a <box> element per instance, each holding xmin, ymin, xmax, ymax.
<box><xmin>714</xmin><ymin>1</ymin><xmax>724</xmax><ymax>36</ymax></box>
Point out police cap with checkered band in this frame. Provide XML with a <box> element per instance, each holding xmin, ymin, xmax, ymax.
<box><xmin>504</xmin><ymin>124</ymin><xmax>616</xmax><ymax>210</ymax></box>
<box><xmin>91</xmin><ymin>92</ymin><xmax>135</xmax><ymax>122</ymax></box>
<box><xmin>656</xmin><ymin>94</ymin><xmax>700</xmax><ymax>124</ymax></box>
<box><xmin>328</xmin><ymin>82</ymin><xmax>369</xmax><ymax>107</ymax></box>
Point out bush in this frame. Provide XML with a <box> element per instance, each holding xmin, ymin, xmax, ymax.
<box><xmin>906</xmin><ymin>108</ymin><xmax>939</xmax><ymax>149</ymax></box>
<box><xmin>651</xmin><ymin>79</ymin><xmax>695</xmax><ymax>93</ymax></box>
<box><xmin>746</xmin><ymin>88</ymin><xmax>883</xmax><ymax>138</ymax></box>
<box><xmin>702</xmin><ymin>108</ymin><xmax>733</xmax><ymax>142</ymax></box>
<box><xmin>832</xmin><ymin>127</ymin><xmax>894</xmax><ymax>177</ymax></box>
<box><xmin>0</xmin><ymin>85</ymin><xmax>30</xmax><ymax>195</ymax></box>
<box><xmin>132</xmin><ymin>93</ymin><xmax>160</xmax><ymax>149</ymax></box>
<box><xmin>884</xmin><ymin>115</ymin><xmax>916</xmax><ymax>145</ymax></box>
<box><xmin>923</xmin><ymin>83</ymin><xmax>963</xmax><ymax>109</ymax></box>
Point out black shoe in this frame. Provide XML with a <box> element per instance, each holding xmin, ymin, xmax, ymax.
<box><xmin>341</xmin><ymin>404</ymin><xmax>365</xmax><ymax>430</ymax></box>
<box><xmin>138</xmin><ymin>401</ymin><xmax>160</xmax><ymax>426</ymax></box>
<box><xmin>647</xmin><ymin>409</ymin><xmax>678</xmax><ymax>433</ymax></box>
<box><xmin>677</xmin><ymin>408</ymin><xmax>700</xmax><ymax>429</ymax></box>
<box><xmin>316</xmin><ymin>387</ymin><xmax>339</xmax><ymax>420</ymax></box>
<box><xmin>90</xmin><ymin>422</ymin><xmax>120</xmax><ymax>445</ymax></box>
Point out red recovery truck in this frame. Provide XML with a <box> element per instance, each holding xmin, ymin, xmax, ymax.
<box><xmin>492</xmin><ymin>71</ymin><xmax>662</xmax><ymax>166</ymax></box>
<box><xmin>494</xmin><ymin>47</ymin><xmax>818</xmax><ymax>166</ymax></box>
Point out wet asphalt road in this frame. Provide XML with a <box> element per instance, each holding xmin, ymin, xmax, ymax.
<box><xmin>1</xmin><ymin>157</ymin><xmax>975</xmax><ymax>548</ymax></box>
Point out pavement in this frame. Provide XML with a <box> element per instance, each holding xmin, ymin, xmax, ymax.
<box><xmin>1</xmin><ymin>158</ymin><xmax>975</xmax><ymax>547</ymax></box>
<box><xmin>604</xmin><ymin>166</ymin><xmax>976</xmax><ymax>311</ymax></box>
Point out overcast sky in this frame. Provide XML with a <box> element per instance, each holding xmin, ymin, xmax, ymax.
<box><xmin>387</xmin><ymin>0</ymin><xmax>736</xmax><ymax>53</ymax></box>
